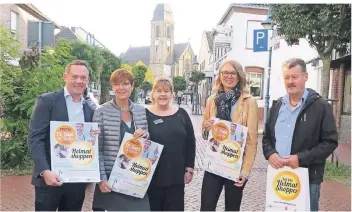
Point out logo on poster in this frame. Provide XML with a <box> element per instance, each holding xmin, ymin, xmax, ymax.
<box><xmin>129</xmin><ymin>157</ymin><xmax>151</xmax><ymax>181</ymax></box>
<box><xmin>219</xmin><ymin>142</ymin><xmax>241</xmax><ymax>163</ymax></box>
<box><xmin>212</xmin><ymin>122</ymin><xmax>230</xmax><ymax>142</ymax></box>
<box><xmin>273</xmin><ymin>171</ymin><xmax>301</xmax><ymax>201</ymax></box>
<box><xmin>54</xmin><ymin>125</ymin><xmax>76</xmax><ymax>145</ymax></box>
<box><xmin>68</xmin><ymin>142</ymin><xmax>94</xmax><ymax>166</ymax></box>
<box><xmin>123</xmin><ymin>138</ymin><xmax>143</xmax><ymax>158</ymax></box>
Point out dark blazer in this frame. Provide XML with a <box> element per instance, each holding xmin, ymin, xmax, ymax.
<box><xmin>28</xmin><ymin>88</ymin><xmax>94</xmax><ymax>187</ymax></box>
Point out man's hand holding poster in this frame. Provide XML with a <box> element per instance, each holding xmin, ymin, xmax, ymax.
<box><xmin>108</xmin><ymin>133</ymin><xmax>164</xmax><ymax>198</ymax></box>
<box><xmin>265</xmin><ymin>165</ymin><xmax>310</xmax><ymax>211</ymax></box>
<box><xmin>50</xmin><ymin>121</ymin><xmax>100</xmax><ymax>183</ymax></box>
<box><xmin>204</xmin><ymin>118</ymin><xmax>248</xmax><ymax>181</ymax></box>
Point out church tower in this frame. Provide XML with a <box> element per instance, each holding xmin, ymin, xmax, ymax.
<box><xmin>149</xmin><ymin>4</ymin><xmax>174</xmax><ymax>77</ymax></box>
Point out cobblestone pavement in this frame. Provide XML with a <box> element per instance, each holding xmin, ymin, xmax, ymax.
<box><xmin>0</xmin><ymin>105</ymin><xmax>350</xmax><ymax>211</ymax></box>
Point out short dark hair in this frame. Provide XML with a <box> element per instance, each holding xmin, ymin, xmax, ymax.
<box><xmin>282</xmin><ymin>58</ymin><xmax>307</xmax><ymax>73</ymax></box>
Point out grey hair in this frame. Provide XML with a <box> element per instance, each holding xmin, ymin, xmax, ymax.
<box><xmin>282</xmin><ymin>58</ymin><xmax>307</xmax><ymax>73</ymax></box>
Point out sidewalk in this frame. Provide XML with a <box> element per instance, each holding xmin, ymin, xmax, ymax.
<box><xmin>0</xmin><ymin>106</ymin><xmax>350</xmax><ymax>211</ymax></box>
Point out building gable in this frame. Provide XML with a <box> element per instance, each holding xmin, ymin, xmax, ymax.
<box><xmin>121</xmin><ymin>46</ymin><xmax>150</xmax><ymax>66</ymax></box>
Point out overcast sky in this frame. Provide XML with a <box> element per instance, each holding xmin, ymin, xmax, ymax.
<box><xmin>29</xmin><ymin>0</ymin><xmax>238</xmax><ymax>56</ymax></box>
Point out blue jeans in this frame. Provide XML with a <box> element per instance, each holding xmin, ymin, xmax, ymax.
<box><xmin>310</xmin><ymin>183</ymin><xmax>321</xmax><ymax>211</ymax></box>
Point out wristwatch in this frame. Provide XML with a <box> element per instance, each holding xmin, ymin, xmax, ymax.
<box><xmin>185</xmin><ymin>170</ymin><xmax>194</xmax><ymax>175</ymax></box>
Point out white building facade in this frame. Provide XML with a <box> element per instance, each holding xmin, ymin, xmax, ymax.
<box><xmin>209</xmin><ymin>4</ymin><xmax>327</xmax><ymax>120</ymax></box>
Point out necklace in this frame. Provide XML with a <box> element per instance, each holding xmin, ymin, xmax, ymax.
<box><xmin>290</xmin><ymin>101</ymin><xmax>298</xmax><ymax>107</ymax></box>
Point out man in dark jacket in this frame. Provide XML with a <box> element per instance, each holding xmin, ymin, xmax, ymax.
<box><xmin>262</xmin><ymin>58</ymin><xmax>338</xmax><ymax>211</ymax></box>
<box><xmin>28</xmin><ymin>60</ymin><xmax>95</xmax><ymax>211</ymax></box>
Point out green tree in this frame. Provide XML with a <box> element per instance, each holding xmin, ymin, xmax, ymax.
<box><xmin>0</xmin><ymin>24</ymin><xmax>64</xmax><ymax>168</ymax></box>
<box><xmin>100</xmin><ymin>49</ymin><xmax>122</xmax><ymax>103</ymax></box>
<box><xmin>141</xmin><ymin>81</ymin><xmax>152</xmax><ymax>97</ymax></box>
<box><xmin>132</xmin><ymin>64</ymin><xmax>147</xmax><ymax>88</ymax></box>
<box><xmin>69</xmin><ymin>39</ymin><xmax>105</xmax><ymax>82</ymax></box>
<box><xmin>121</xmin><ymin>63</ymin><xmax>133</xmax><ymax>72</ymax></box>
<box><xmin>270</xmin><ymin>4</ymin><xmax>351</xmax><ymax>98</ymax></box>
<box><xmin>189</xmin><ymin>71</ymin><xmax>206</xmax><ymax>85</ymax></box>
<box><xmin>144</xmin><ymin>68</ymin><xmax>155</xmax><ymax>84</ymax></box>
<box><xmin>173</xmin><ymin>76</ymin><xmax>187</xmax><ymax>93</ymax></box>
<box><xmin>130</xmin><ymin>63</ymin><xmax>147</xmax><ymax>102</ymax></box>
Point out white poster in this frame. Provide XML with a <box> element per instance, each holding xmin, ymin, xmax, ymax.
<box><xmin>108</xmin><ymin>133</ymin><xmax>164</xmax><ymax>198</ymax></box>
<box><xmin>204</xmin><ymin>118</ymin><xmax>248</xmax><ymax>181</ymax></box>
<box><xmin>50</xmin><ymin>121</ymin><xmax>100</xmax><ymax>183</ymax></box>
<box><xmin>265</xmin><ymin>165</ymin><xmax>310</xmax><ymax>211</ymax></box>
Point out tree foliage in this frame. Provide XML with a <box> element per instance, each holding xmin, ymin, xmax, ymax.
<box><xmin>189</xmin><ymin>71</ymin><xmax>206</xmax><ymax>85</ymax></box>
<box><xmin>0</xmin><ymin>26</ymin><xmax>124</xmax><ymax>168</ymax></box>
<box><xmin>173</xmin><ymin>76</ymin><xmax>187</xmax><ymax>93</ymax></box>
<box><xmin>132</xmin><ymin>64</ymin><xmax>147</xmax><ymax>88</ymax></box>
<box><xmin>0</xmin><ymin>25</ymin><xmax>64</xmax><ymax>168</ymax></box>
<box><xmin>129</xmin><ymin>63</ymin><xmax>147</xmax><ymax>102</ymax></box>
<box><xmin>144</xmin><ymin>68</ymin><xmax>155</xmax><ymax>84</ymax></box>
<box><xmin>69</xmin><ymin>39</ymin><xmax>105</xmax><ymax>82</ymax></box>
<box><xmin>121</xmin><ymin>63</ymin><xmax>133</xmax><ymax>72</ymax></box>
<box><xmin>100</xmin><ymin>49</ymin><xmax>122</xmax><ymax>103</ymax></box>
<box><xmin>141</xmin><ymin>81</ymin><xmax>152</xmax><ymax>92</ymax></box>
<box><xmin>270</xmin><ymin>4</ymin><xmax>351</xmax><ymax>98</ymax></box>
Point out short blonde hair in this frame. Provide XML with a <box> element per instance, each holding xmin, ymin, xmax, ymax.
<box><xmin>65</xmin><ymin>60</ymin><xmax>89</xmax><ymax>73</ymax></box>
<box><xmin>150</xmin><ymin>76</ymin><xmax>174</xmax><ymax>104</ymax></box>
<box><xmin>212</xmin><ymin>59</ymin><xmax>247</xmax><ymax>94</ymax></box>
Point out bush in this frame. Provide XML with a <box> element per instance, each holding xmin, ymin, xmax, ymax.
<box><xmin>0</xmin><ymin>24</ymin><xmax>64</xmax><ymax>169</ymax></box>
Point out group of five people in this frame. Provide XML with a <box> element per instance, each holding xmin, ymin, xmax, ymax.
<box><xmin>28</xmin><ymin>58</ymin><xmax>337</xmax><ymax>211</ymax></box>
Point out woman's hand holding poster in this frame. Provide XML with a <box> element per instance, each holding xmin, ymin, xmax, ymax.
<box><xmin>204</xmin><ymin>118</ymin><xmax>248</xmax><ymax>181</ymax></box>
<box><xmin>108</xmin><ymin>133</ymin><xmax>163</xmax><ymax>198</ymax></box>
<box><xmin>50</xmin><ymin>121</ymin><xmax>100</xmax><ymax>183</ymax></box>
<box><xmin>265</xmin><ymin>165</ymin><xmax>310</xmax><ymax>211</ymax></box>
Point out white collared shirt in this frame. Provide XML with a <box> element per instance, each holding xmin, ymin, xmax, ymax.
<box><xmin>64</xmin><ymin>87</ymin><xmax>85</xmax><ymax>122</ymax></box>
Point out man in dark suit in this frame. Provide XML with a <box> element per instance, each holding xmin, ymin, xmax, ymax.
<box><xmin>28</xmin><ymin>60</ymin><xmax>95</xmax><ymax>211</ymax></box>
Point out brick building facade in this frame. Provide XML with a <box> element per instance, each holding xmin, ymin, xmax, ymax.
<box><xmin>330</xmin><ymin>54</ymin><xmax>351</xmax><ymax>144</ymax></box>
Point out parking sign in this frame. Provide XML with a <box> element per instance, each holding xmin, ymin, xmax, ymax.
<box><xmin>253</xmin><ymin>29</ymin><xmax>268</xmax><ymax>52</ymax></box>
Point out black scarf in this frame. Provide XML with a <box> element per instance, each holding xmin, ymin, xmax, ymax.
<box><xmin>214</xmin><ymin>84</ymin><xmax>241</xmax><ymax>121</ymax></box>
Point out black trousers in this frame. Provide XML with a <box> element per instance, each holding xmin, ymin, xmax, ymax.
<box><xmin>35</xmin><ymin>183</ymin><xmax>86</xmax><ymax>211</ymax></box>
<box><xmin>147</xmin><ymin>184</ymin><xmax>185</xmax><ymax>211</ymax></box>
<box><xmin>200</xmin><ymin>172</ymin><xmax>246</xmax><ymax>211</ymax></box>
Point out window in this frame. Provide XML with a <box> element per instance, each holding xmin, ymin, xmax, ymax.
<box><xmin>156</xmin><ymin>26</ymin><xmax>160</xmax><ymax>37</ymax></box>
<box><xmin>246</xmin><ymin>20</ymin><xmax>263</xmax><ymax>49</ymax></box>
<box><xmin>246</xmin><ymin>72</ymin><xmax>263</xmax><ymax>99</ymax></box>
<box><xmin>343</xmin><ymin>70</ymin><xmax>351</xmax><ymax>114</ymax></box>
<box><xmin>10</xmin><ymin>11</ymin><xmax>18</xmax><ymax>36</ymax></box>
<box><xmin>167</xmin><ymin>26</ymin><xmax>171</xmax><ymax>38</ymax></box>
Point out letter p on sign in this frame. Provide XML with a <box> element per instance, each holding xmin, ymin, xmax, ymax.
<box><xmin>253</xmin><ymin>29</ymin><xmax>268</xmax><ymax>52</ymax></box>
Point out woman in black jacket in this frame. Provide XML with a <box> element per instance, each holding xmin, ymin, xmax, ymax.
<box><xmin>146</xmin><ymin>76</ymin><xmax>196</xmax><ymax>211</ymax></box>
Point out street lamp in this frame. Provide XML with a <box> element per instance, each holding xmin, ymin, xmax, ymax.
<box><xmin>261</xmin><ymin>8</ymin><xmax>274</xmax><ymax>129</ymax></box>
<box><xmin>261</xmin><ymin>8</ymin><xmax>272</xmax><ymax>30</ymax></box>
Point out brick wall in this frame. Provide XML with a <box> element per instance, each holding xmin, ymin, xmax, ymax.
<box><xmin>339</xmin><ymin>115</ymin><xmax>351</xmax><ymax>144</ymax></box>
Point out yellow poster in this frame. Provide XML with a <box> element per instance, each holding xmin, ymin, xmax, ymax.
<box><xmin>204</xmin><ymin>118</ymin><xmax>248</xmax><ymax>181</ymax></box>
<box><xmin>265</xmin><ymin>165</ymin><xmax>310</xmax><ymax>211</ymax></box>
